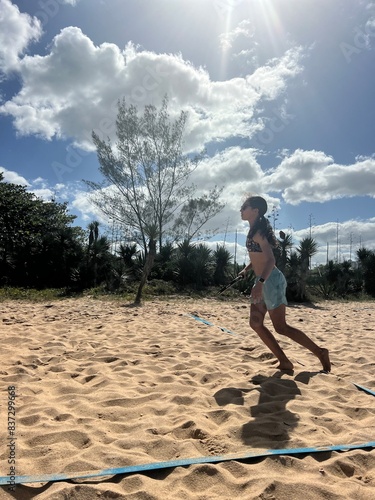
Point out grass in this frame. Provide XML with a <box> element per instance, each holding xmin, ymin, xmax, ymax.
<box><xmin>0</xmin><ymin>284</ymin><xmax>373</xmax><ymax>304</ymax></box>
<box><xmin>0</xmin><ymin>286</ymin><xmax>138</xmax><ymax>303</ymax></box>
<box><xmin>0</xmin><ymin>287</ymin><xmax>67</xmax><ymax>302</ymax></box>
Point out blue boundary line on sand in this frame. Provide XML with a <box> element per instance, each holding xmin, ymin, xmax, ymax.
<box><xmin>188</xmin><ymin>314</ymin><xmax>238</xmax><ymax>335</ymax></box>
<box><xmin>1</xmin><ymin>386</ymin><xmax>373</xmax><ymax>486</ymax></box>
<box><xmin>353</xmin><ymin>383</ymin><xmax>375</xmax><ymax>397</ymax></box>
<box><xmin>1</xmin><ymin>441</ymin><xmax>375</xmax><ymax>486</ymax></box>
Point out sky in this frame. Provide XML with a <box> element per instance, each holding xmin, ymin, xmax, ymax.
<box><xmin>1</xmin><ymin>0</ymin><xmax>375</xmax><ymax>267</ymax></box>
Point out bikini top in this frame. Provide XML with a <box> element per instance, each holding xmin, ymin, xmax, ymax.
<box><xmin>246</xmin><ymin>231</ymin><xmax>262</xmax><ymax>253</ymax></box>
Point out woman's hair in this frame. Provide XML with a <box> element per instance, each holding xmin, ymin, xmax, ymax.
<box><xmin>246</xmin><ymin>196</ymin><xmax>278</xmax><ymax>247</ymax></box>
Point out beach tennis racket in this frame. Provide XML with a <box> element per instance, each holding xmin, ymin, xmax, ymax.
<box><xmin>219</xmin><ymin>275</ymin><xmax>244</xmax><ymax>294</ymax></box>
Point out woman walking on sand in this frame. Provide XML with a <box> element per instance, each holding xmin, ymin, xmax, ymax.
<box><xmin>238</xmin><ymin>195</ymin><xmax>331</xmax><ymax>373</ymax></box>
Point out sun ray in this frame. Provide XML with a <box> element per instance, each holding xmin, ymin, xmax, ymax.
<box><xmin>219</xmin><ymin>3</ymin><xmax>234</xmax><ymax>79</ymax></box>
<box><xmin>254</xmin><ymin>0</ymin><xmax>285</xmax><ymax>54</ymax></box>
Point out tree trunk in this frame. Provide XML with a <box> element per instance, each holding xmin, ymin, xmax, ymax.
<box><xmin>134</xmin><ymin>238</ymin><xmax>157</xmax><ymax>305</ymax></box>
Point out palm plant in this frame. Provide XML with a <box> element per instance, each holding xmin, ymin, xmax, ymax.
<box><xmin>285</xmin><ymin>237</ymin><xmax>318</xmax><ymax>301</ymax></box>
<box><xmin>174</xmin><ymin>239</ymin><xmax>196</xmax><ymax>285</ymax></box>
<box><xmin>285</xmin><ymin>251</ymin><xmax>305</xmax><ymax>301</ymax></box>
<box><xmin>152</xmin><ymin>241</ymin><xmax>176</xmax><ymax>280</ymax></box>
<box><xmin>89</xmin><ymin>236</ymin><xmax>112</xmax><ymax>286</ymax></box>
<box><xmin>173</xmin><ymin>240</ymin><xmax>214</xmax><ymax>288</ymax></box>
<box><xmin>276</xmin><ymin>232</ymin><xmax>293</xmax><ymax>273</ymax></box>
<box><xmin>308</xmin><ymin>266</ymin><xmax>337</xmax><ymax>299</ymax></box>
<box><xmin>118</xmin><ymin>243</ymin><xmax>142</xmax><ymax>278</ymax></box>
<box><xmin>213</xmin><ymin>244</ymin><xmax>233</xmax><ymax>285</ymax></box>
<box><xmin>193</xmin><ymin>243</ymin><xmax>213</xmax><ymax>289</ymax></box>
<box><xmin>297</xmin><ymin>237</ymin><xmax>318</xmax><ymax>271</ymax></box>
<box><xmin>357</xmin><ymin>248</ymin><xmax>375</xmax><ymax>296</ymax></box>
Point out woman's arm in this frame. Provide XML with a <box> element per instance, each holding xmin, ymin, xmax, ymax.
<box><xmin>238</xmin><ymin>255</ymin><xmax>253</xmax><ymax>277</ymax></box>
<box><xmin>252</xmin><ymin>234</ymin><xmax>276</xmax><ymax>281</ymax></box>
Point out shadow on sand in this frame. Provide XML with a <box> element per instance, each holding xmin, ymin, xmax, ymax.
<box><xmin>214</xmin><ymin>370</ymin><xmax>320</xmax><ymax>449</ymax></box>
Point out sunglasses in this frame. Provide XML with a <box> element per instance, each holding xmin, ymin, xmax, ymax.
<box><xmin>240</xmin><ymin>203</ymin><xmax>252</xmax><ymax>211</ymax></box>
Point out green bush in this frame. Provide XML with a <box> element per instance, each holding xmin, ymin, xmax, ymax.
<box><xmin>0</xmin><ymin>287</ymin><xmax>66</xmax><ymax>301</ymax></box>
<box><xmin>143</xmin><ymin>279</ymin><xmax>177</xmax><ymax>296</ymax></box>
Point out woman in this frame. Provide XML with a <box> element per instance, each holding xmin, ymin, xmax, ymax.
<box><xmin>239</xmin><ymin>195</ymin><xmax>331</xmax><ymax>373</ymax></box>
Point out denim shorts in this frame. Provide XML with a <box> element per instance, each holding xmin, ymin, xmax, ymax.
<box><xmin>255</xmin><ymin>267</ymin><xmax>288</xmax><ymax>310</ymax></box>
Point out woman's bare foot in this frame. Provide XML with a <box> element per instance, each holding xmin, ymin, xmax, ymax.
<box><xmin>317</xmin><ymin>348</ymin><xmax>331</xmax><ymax>372</ymax></box>
<box><xmin>276</xmin><ymin>360</ymin><xmax>294</xmax><ymax>371</ymax></box>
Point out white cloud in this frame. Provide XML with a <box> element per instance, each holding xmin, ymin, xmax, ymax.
<box><xmin>0</xmin><ymin>26</ymin><xmax>304</xmax><ymax>152</ymax></box>
<box><xmin>71</xmin><ymin>189</ymin><xmax>107</xmax><ymax>224</ymax></box>
<box><xmin>219</xmin><ymin>19</ymin><xmax>253</xmax><ymax>50</ymax></box>
<box><xmin>203</xmin><ymin>216</ymin><xmax>375</xmax><ymax>268</ymax></box>
<box><xmin>65</xmin><ymin>146</ymin><xmax>375</xmax><ymax>244</ymax></box>
<box><xmin>292</xmin><ymin>219</ymin><xmax>373</xmax><ymax>249</ymax></box>
<box><xmin>247</xmin><ymin>47</ymin><xmax>305</xmax><ymax>101</ymax></box>
<box><xmin>261</xmin><ymin>149</ymin><xmax>375</xmax><ymax>204</ymax></box>
<box><xmin>0</xmin><ymin>0</ymin><xmax>42</xmax><ymax>74</ymax></box>
<box><xmin>32</xmin><ymin>176</ymin><xmax>47</xmax><ymax>185</ymax></box>
<box><xmin>290</xmin><ymin>218</ymin><xmax>375</xmax><ymax>265</ymax></box>
<box><xmin>179</xmin><ymin>147</ymin><xmax>375</xmax><ymax>249</ymax></box>
<box><xmin>31</xmin><ymin>187</ymin><xmax>55</xmax><ymax>200</ymax></box>
<box><xmin>191</xmin><ymin>146</ymin><xmax>263</xmax><ymax>192</ymax></box>
<box><xmin>27</xmin><ymin>176</ymin><xmax>57</xmax><ymax>200</ymax></box>
<box><xmin>0</xmin><ymin>166</ymin><xmax>30</xmax><ymax>185</ymax></box>
<box><xmin>3</xmin><ymin>154</ymin><xmax>375</xmax><ymax>267</ymax></box>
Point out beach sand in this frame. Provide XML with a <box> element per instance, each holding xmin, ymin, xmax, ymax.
<box><xmin>0</xmin><ymin>296</ymin><xmax>374</xmax><ymax>499</ymax></box>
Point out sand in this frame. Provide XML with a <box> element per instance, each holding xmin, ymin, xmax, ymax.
<box><xmin>0</xmin><ymin>296</ymin><xmax>374</xmax><ymax>499</ymax></box>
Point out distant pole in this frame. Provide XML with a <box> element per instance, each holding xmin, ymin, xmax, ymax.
<box><xmin>308</xmin><ymin>213</ymin><xmax>314</xmax><ymax>238</ymax></box>
<box><xmin>268</xmin><ymin>205</ymin><xmax>279</xmax><ymax>232</ymax></box>
<box><xmin>288</xmin><ymin>224</ymin><xmax>294</xmax><ymax>251</ymax></box>
<box><xmin>223</xmin><ymin>217</ymin><xmax>230</xmax><ymax>246</ymax></box>
<box><xmin>273</xmin><ymin>206</ymin><xmax>279</xmax><ymax>232</ymax></box>
<box><xmin>308</xmin><ymin>213</ymin><xmax>314</xmax><ymax>268</ymax></box>
<box><xmin>234</xmin><ymin>229</ymin><xmax>237</xmax><ymax>269</ymax></box>
<box><xmin>349</xmin><ymin>232</ymin><xmax>353</xmax><ymax>261</ymax></box>
<box><xmin>115</xmin><ymin>224</ymin><xmax>120</xmax><ymax>255</ymax></box>
<box><xmin>111</xmin><ymin>220</ymin><xmax>115</xmax><ymax>254</ymax></box>
<box><xmin>336</xmin><ymin>220</ymin><xmax>339</xmax><ymax>262</ymax></box>
<box><xmin>326</xmin><ymin>242</ymin><xmax>329</xmax><ymax>265</ymax></box>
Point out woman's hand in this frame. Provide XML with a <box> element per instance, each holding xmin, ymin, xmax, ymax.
<box><xmin>238</xmin><ymin>269</ymin><xmax>247</xmax><ymax>279</ymax></box>
<box><xmin>251</xmin><ymin>281</ymin><xmax>263</xmax><ymax>304</ymax></box>
<box><xmin>238</xmin><ymin>263</ymin><xmax>252</xmax><ymax>279</ymax></box>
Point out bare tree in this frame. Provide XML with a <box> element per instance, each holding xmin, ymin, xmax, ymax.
<box><xmin>172</xmin><ymin>188</ymin><xmax>225</xmax><ymax>243</ymax></box>
<box><xmin>85</xmin><ymin>96</ymin><xmax>224</xmax><ymax>304</ymax></box>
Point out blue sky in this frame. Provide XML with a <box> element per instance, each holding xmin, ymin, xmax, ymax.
<box><xmin>1</xmin><ymin>0</ymin><xmax>374</xmax><ymax>266</ymax></box>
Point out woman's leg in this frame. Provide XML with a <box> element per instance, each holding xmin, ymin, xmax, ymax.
<box><xmin>249</xmin><ymin>303</ymin><xmax>294</xmax><ymax>371</ymax></box>
<box><xmin>268</xmin><ymin>305</ymin><xmax>331</xmax><ymax>372</ymax></box>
